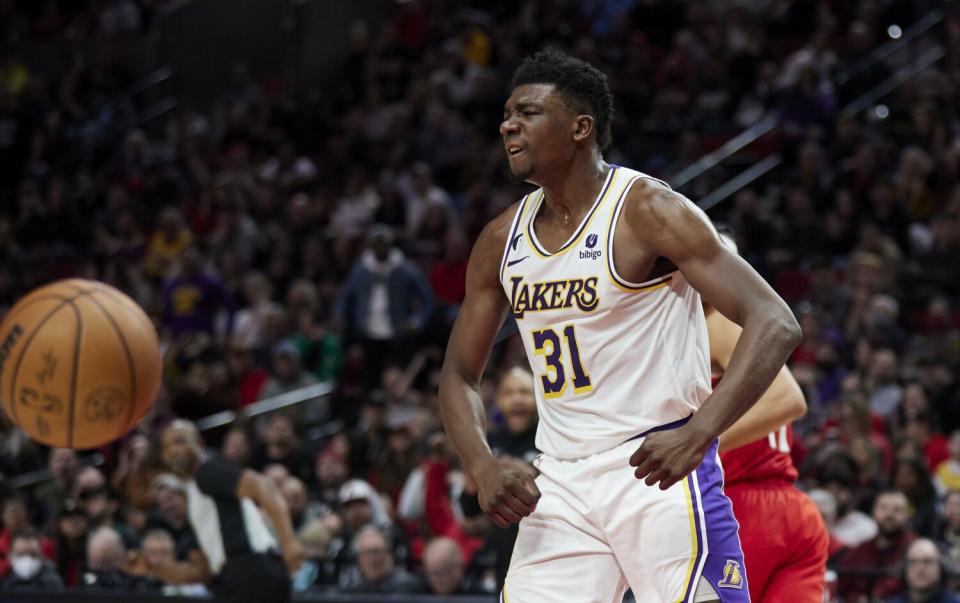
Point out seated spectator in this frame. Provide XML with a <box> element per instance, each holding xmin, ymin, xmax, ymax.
<box><xmin>282</xmin><ymin>476</ymin><xmax>321</xmax><ymax>532</ymax></box>
<box><xmin>82</xmin><ymin>526</ymin><xmax>150</xmax><ymax>591</ymax></box>
<box><xmin>258</xmin><ymin>341</ymin><xmax>320</xmax><ymax>399</ymax></box>
<box><xmin>220</xmin><ymin>425</ymin><xmax>253</xmax><ymax>465</ymax></box>
<box><xmin>111</xmin><ymin>434</ymin><xmax>158</xmax><ymax>511</ymax></box>
<box><xmin>32</xmin><ymin>448</ymin><xmax>79</xmax><ymax>529</ymax></box>
<box><xmin>250</xmin><ymin>413</ymin><xmax>314</xmax><ymax>484</ymax></box>
<box><xmin>140</xmin><ymin>529</ymin><xmax>208</xmax><ymax>597</ymax></box>
<box><xmin>821</xmin><ymin>453</ymin><xmax>878</xmax><ymax>548</ymax></box>
<box><xmin>808</xmin><ymin>488</ymin><xmax>849</xmax><ymax>562</ymax></box>
<box><xmin>331</xmin><ymin>479</ymin><xmax>410</xmax><ymax>581</ymax></box>
<box><xmin>936</xmin><ymin>490</ymin><xmax>960</xmax><ymax>568</ymax></box>
<box><xmin>1</xmin><ymin>529</ymin><xmax>63</xmax><ymax>591</ymax></box>
<box><xmin>934</xmin><ymin>431</ymin><xmax>960</xmax><ymax>494</ymax></box>
<box><xmin>52</xmin><ymin>506</ymin><xmax>88</xmax><ymax>588</ymax></box>
<box><xmin>838</xmin><ymin>490</ymin><xmax>916</xmax><ymax>601</ymax></box>
<box><xmin>885</xmin><ymin>538</ymin><xmax>960</xmax><ymax>603</ymax></box>
<box><xmin>423</xmin><ymin>536</ymin><xmax>488</xmax><ymax>595</ymax></box>
<box><xmin>144</xmin><ymin>474</ymin><xmax>196</xmax><ymax>560</ymax></box>
<box><xmin>291</xmin><ymin>519</ymin><xmax>335</xmax><ymax>591</ymax></box>
<box><xmin>892</xmin><ymin>457</ymin><xmax>939</xmax><ymax>537</ymax></box>
<box><xmin>342</xmin><ymin>526</ymin><xmax>421</xmax><ymax>594</ymax></box>
<box><xmin>0</xmin><ymin>494</ymin><xmax>55</xmax><ymax>578</ymax></box>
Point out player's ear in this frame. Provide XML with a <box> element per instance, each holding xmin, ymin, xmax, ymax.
<box><xmin>573</xmin><ymin>115</ymin><xmax>594</xmax><ymax>143</ymax></box>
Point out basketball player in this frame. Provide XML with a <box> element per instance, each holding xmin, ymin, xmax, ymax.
<box><xmin>438</xmin><ymin>48</ymin><xmax>802</xmax><ymax>602</ymax></box>
<box><xmin>711</xmin><ymin>230</ymin><xmax>830</xmax><ymax>602</ymax></box>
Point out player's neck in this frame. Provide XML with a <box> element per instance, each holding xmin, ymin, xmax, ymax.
<box><xmin>537</xmin><ymin>155</ymin><xmax>609</xmax><ymax>224</ymax></box>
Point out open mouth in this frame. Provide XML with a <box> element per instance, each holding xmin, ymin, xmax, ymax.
<box><xmin>507</xmin><ymin>145</ymin><xmax>524</xmax><ymax>157</ymax></box>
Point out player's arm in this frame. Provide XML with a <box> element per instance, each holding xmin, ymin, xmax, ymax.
<box><xmin>125</xmin><ymin>549</ymin><xmax>212</xmax><ymax>585</ymax></box>
<box><xmin>627</xmin><ymin>182</ymin><xmax>802</xmax><ymax>489</ymax></box>
<box><xmin>438</xmin><ymin>208</ymin><xmax>540</xmax><ymax>528</ymax></box>
<box><xmin>237</xmin><ymin>469</ymin><xmax>306</xmax><ymax>573</ymax></box>
<box><xmin>708</xmin><ymin>309</ymin><xmax>806</xmax><ymax>452</ymax></box>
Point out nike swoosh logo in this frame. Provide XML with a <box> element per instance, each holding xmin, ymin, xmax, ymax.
<box><xmin>507</xmin><ymin>256</ymin><xmax>529</xmax><ymax>267</ymax></box>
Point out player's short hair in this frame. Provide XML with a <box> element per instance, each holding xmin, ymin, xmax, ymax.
<box><xmin>512</xmin><ymin>48</ymin><xmax>614</xmax><ymax>151</ymax></box>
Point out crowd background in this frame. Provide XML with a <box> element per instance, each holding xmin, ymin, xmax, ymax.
<box><xmin>0</xmin><ymin>0</ymin><xmax>959</xmax><ymax>601</ymax></box>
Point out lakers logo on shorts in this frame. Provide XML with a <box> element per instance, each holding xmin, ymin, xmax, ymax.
<box><xmin>718</xmin><ymin>560</ymin><xmax>743</xmax><ymax>589</ymax></box>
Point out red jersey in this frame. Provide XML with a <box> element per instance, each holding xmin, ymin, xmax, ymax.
<box><xmin>714</xmin><ymin>375</ymin><xmax>799</xmax><ymax>486</ymax></box>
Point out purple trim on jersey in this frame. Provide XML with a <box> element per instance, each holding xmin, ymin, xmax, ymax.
<box><xmin>693</xmin><ymin>439</ymin><xmax>750</xmax><ymax>601</ymax></box>
<box><xmin>682</xmin><ymin>472</ymin><xmax>706</xmax><ymax>602</ymax></box>
<box><xmin>625</xmin><ymin>414</ymin><xmax>692</xmax><ymax>442</ymax></box>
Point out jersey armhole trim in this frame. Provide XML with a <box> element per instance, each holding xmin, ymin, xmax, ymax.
<box><xmin>606</xmin><ymin>176</ymin><xmax>676</xmax><ymax>292</ymax></box>
<box><xmin>499</xmin><ymin>194</ymin><xmax>531</xmax><ymax>282</ymax></box>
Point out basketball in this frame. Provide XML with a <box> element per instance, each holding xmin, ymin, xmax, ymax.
<box><xmin>0</xmin><ymin>279</ymin><xmax>162</xmax><ymax>449</ymax></box>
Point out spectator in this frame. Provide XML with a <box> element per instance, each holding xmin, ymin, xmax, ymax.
<box><xmin>111</xmin><ymin>434</ymin><xmax>158</xmax><ymax>511</ymax></box>
<box><xmin>342</xmin><ymin>526</ymin><xmax>421</xmax><ymax>594</ymax></box>
<box><xmin>220</xmin><ymin>426</ymin><xmax>253</xmax><ymax>466</ymax></box>
<box><xmin>161</xmin><ymin>244</ymin><xmax>236</xmax><ymax>339</ymax></box>
<box><xmin>808</xmin><ymin>488</ymin><xmax>847</xmax><ymax>562</ymax></box>
<box><xmin>936</xmin><ymin>490</ymin><xmax>960</xmax><ymax>569</ymax></box>
<box><xmin>52</xmin><ymin>506</ymin><xmax>88</xmax><ymax>588</ymax></box>
<box><xmin>460</xmin><ymin>366</ymin><xmax>539</xmax><ymax>586</ymax></box>
<box><xmin>0</xmin><ymin>494</ymin><xmax>55</xmax><ymax>579</ymax></box>
<box><xmin>423</xmin><ymin>536</ymin><xmax>487</xmax><ymax>595</ymax></box>
<box><xmin>257</xmin><ymin>341</ymin><xmax>322</xmax><ymax>417</ymax></box>
<box><xmin>334</xmin><ymin>224</ymin><xmax>433</xmax><ymax>387</ymax></box>
<box><xmin>838</xmin><ymin>490</ymin><xmax>916</xmax><ymax>601</ymax></box>
<box><xmin>892</xmin><ymin>457</ymin><xmax>939</xmax><ymax>538</ymax></box>
<box><xmin>820</xmin><ymin>453</ymin><xmax>879</xmax><ymax>548</ymax></box>
<box><xmin>885</xmin><ymin>538</ymin><xmax>960</xmax><ymax>603</ymax></box>
<box><xmin>140</xmin><ymin>529</ymin><xmax>208</xmax><ymax>597</ymax></box>
<box><xmin>82</xmin><ymin>526</ymin><xmax>143</xmax><ymax>591</ymax></box>
<box><xmin>290</xmin><ymin>519</ymin><xmax>335</xmax><ymax>591</ymax></box>
<box><xmin>144</xmin><ymin>474</ymin><xmax>195</xmax><ymax>561</ymax></box>
<box><xmin>934</xmin><ymin>432</ymin><xmax>960</xmax><ymax>494</ymax></box>
<box><xmin>32</xmin><ymin>448</ymin><xmax>78</xmax><ymax>528</ymax></box>
<box><xmin>249</xmin><ymin>413</ymin><xmax>314</xmax><ymax>484</ymax></box>
<box><xmin>282</xmin><ymin>476</ymin><xmax>321</xmax><ymax>532</ymax></box>
<box><xmin>1</xmin><ymin>529</ymin><xmax>63</xmax><ymax>592</ymax></box>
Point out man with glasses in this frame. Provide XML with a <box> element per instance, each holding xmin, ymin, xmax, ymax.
<box><xmin>886</xmin><ymin>538</ymin><xmax>959</xmax><ymax>603</ymax></box>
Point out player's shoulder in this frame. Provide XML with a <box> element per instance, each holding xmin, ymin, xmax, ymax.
<box><xmin>621</xmin><ymin>175</ymin><xmax>709</xmax><ymax>242</ymax></box>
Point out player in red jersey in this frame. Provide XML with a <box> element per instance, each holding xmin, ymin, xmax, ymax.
<box><xmin>712</xmin><ymin>232</ymin><xmax>829</xmax><ymax>602</ymax></box>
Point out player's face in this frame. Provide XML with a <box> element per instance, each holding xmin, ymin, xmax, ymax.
<box><xmin>501</xmin><ymin>84</ymin><xmax>577</xmax><ymax>183</ymax></box>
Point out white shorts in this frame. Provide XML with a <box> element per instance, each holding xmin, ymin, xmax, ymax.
<box><xmin>503</xmin><ymin>422</ymin><xmax>750</xmax><ymax>603</ymax></box>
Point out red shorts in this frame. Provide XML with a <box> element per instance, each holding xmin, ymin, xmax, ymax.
<box><xmin>726</xmin><ymin>482</ymin><xmax>829</xmax><ymax>603</ymax></box>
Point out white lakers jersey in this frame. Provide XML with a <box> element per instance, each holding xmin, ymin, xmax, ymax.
<box><xmin>499</xmin><ymin>166</ymin><xmax>712</xmax><ymax>459</ymax></box>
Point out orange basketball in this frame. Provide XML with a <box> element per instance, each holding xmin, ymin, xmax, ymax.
<box><xmin>0</xmin><ymin>279</ymin><xmax>162</xmax><ymax>449</ymax></box>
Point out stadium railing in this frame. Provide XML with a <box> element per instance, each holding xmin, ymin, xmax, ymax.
<box><xmin>668</xmin><ymin>7</ymin><xmax>945</xmax><ymax>206</ymax></box>
<box><xmin>8</xmin><ymin>381</ymin><xmax>336</xmax><ymax>491</ymax></box>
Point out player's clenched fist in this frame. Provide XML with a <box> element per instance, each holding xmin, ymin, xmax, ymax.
<box><xmin>475</xmin><ymin>458</ymin><xmax>541</xmax><ymax>528</ymax></box>
<box><xmin>629</xmin><ymin>425</ymin><xmax>712</xmax><ymax>490</ymax></box>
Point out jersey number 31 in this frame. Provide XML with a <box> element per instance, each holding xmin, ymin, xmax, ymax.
<box><xmin>531</xmin><ymin>325</ymin><xmax>592</xmax><ymax>399</ymax></box>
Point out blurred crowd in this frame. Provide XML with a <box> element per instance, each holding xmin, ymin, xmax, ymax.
<box><xmin>0</xmin><ymin>0</ymin><xmax>959</xmax><ymax>601</ymax></box>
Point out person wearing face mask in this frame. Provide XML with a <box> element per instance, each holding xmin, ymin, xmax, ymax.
<box><xmin>2</xmin><ymin>529</ymin><xmax>63</xmax><ymax>591</ymax></box>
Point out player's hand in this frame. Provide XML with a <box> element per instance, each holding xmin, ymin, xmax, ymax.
<box><xmin>282</xmin><ymin>537</ymin><xmax>308</xmax><ymax>575</ymax></box>
<box><xmin>629</xmin><ymin>425</ymin><xmax>712</xmax><ymax>490</ymax></box>
<box><xmin>475</xmin><ymin>458</ymin><xmax>540</xmax><ymax>528</ymax></box>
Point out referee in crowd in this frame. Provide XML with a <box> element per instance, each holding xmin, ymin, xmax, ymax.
<box><xmin>125</xmin><ymin>419</ymin><xmax>306</xmax><ymax>603</ymax></box>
